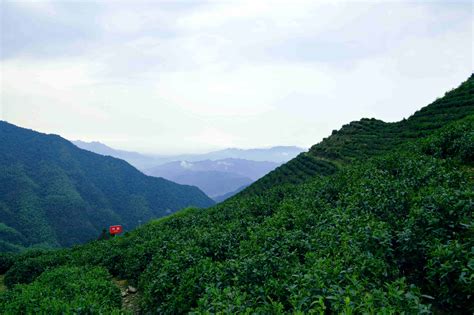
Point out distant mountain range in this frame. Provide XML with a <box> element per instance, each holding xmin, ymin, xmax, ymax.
<box><xmin>143</xmin><ymin>159</ymin><xmax>280</xmax><ymax>199</ymax></box>
<box><xmin>72</xmin><ymin>141</ymin><xmax>304</xmax><ymax>169</ymax></box>
<box><xmin>72</xmin><ymin>141</ymin><xmax>303</xmax><ymax>201</ymax></box>
<box><xmin>0</xmin><ymin>122</ymin><xmax>214</xmax><ymax>252</ymax></box>
<box><xmin>72</xmin><ymin>140</ymin><xmax>159</xmax><ymax>169</ymax></box>
<box><xmin>179</xmin><ymin>146</ymin><xmax>305</xmax><ymax>163</ymax></box>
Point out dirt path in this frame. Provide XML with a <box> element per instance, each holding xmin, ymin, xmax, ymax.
<box><xmin>113</xmin><ymin>278</ymin><xmax>141</xmax><ymax>314</ymax></box>
<box><xmin>0</xmin><ymin>275</ymin><xmax>5</xmax><ymax>292</ymax></box>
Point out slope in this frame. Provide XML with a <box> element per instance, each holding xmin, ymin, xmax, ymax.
<box><xmin>242</xmin><ymin>74</ymin><xmax>473</xmax><ymax>196</ymax></box>
<box><xmin>72</xmin><ymin>140</ymin><xmax>161</xmax><ymax>170</ymax></box>
<box><xmin>0</xmin><ymin>122</ymin><xmax>214</xmax><ymax>252</ymax></box>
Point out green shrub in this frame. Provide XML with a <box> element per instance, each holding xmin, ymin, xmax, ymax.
<box><xmin>4</xmin><ymin>249</ymin><xmax>70</xmax><ymax>288</ymax></box>
<box><xmin>0</xmin><ymin>266</ymin><xmax>121</xmax><ymax>314</ymax></box>
<box><xmin>0</xmin><ymin>253</ymin><xmax>15</xmax><ymax>274</ymax></box>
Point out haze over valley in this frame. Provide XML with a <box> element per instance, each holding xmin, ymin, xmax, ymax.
<box><xmin>72</xmin><ymin>140</ymin><xmax>302</xmax><ymax>200</ymax></box>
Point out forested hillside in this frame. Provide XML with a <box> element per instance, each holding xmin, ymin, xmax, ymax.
<box><xmin>243</xmin><ymin>74</ymin><xmax>473</xmax><ymax>196</ymax></box>
<box><xmin>0</xmin><ymin>123</ymin><xmax>214</xmax><ymax>252</ymax></box>
<box><xmin>0</xmin><ymin>76</ymin><xmax>472</xmax><ymax>313</ymax></box>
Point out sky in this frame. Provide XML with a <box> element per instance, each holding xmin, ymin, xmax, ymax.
<box><xmin>1</xmin><ymin>0</ymin><xmax>472</xmax><ymax>154</ymax></box>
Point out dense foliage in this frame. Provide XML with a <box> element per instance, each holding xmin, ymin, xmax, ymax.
<box><xmin>0</xmin><ymin>122</ymin><xmax>214</xmax><ymax>252</ymax></box>
<box><xmin>1</xmin><ymin>114</ymin><xmax>472</xmax><ymax>313</ymax></box>
<box><xmin>0</xmin><ymin>266</ymin><xmax>121</xmax><ymax>313</ymax></box>
<box><xmin>0</xmin><ymin>75</ymin><xmax>472</xmax><ymax>313</ymax></box>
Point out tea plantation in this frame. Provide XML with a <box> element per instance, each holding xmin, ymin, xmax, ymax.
<box><xmin>0</xmin><ymin>75</ymin><xmax>472</xmax><ymax>313</ymax></box>
<box><xmin>243</xmin><ymin>74</ymin><xmax>473</xmax><ymax>196</ymax></box>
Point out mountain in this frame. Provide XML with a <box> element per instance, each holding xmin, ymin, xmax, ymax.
<box><xmin>1</xmin><ymin>75</ymin><xmax>472</xmax><ymax>314</ymax></box>
<box><xmin>72</xmin><ymin>140</ymin><xmax>161</xmax><ymax>170</ymax></box>
<box><xmin>212</xmin><ymin>184</ymin><xmax>249</xmax><ymax>203</ymax></box>
<box><xmin>143</xmin><ymin>159</ymin><xmax>280</xmax><ymax>199</ymax></box>
<box><xmin>0</xmin><ymin>122</ymin><xmax>214</xmax><ymax>252</ymax></box>
<box><xmin>144</xmin><ymin>158</ymin><xmax>280</xmax><ymax>181</ymax></box>
<box><xmin>72</xmin><ymin>142</ymin><xmax>288</xmax><ymax>201</ymax></box>
<box><xmin>180</xmin><ymin>146</ymin><xmax>305</xmax><ymax>163</ymax></box>
<box><xmin>72</xmin><ymin>141</ymin><xmax>304</xmax><ymax>169</ymax></box>
<box><xmin>170</xmin><ymin>170</ymin><xmax>252</xmax><ymax>199</ymax></box>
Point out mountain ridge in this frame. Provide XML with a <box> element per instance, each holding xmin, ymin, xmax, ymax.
<box><xmin>72</xmin><ymin>140</ymin><xmax>304</xmax><ymax>169</ymax></box>
<box><xmin>0</xmin><ymin>121</ymin><xmax>214</xmax><ymax>252</ymax></box>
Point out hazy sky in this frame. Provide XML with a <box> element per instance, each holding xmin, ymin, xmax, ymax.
<box><xmin>1</xmin><ymin>0</ymin><xmax>472</xmax><ymax>154</ymax></box>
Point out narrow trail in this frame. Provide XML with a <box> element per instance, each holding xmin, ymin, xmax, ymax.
<box><xmin>113</xmin><ymin>278</ymin><xmax>141</xmax><ymax>314</ymax></box>
<box><xmin>0</xmin><ymin>275</ymin><xmax>5</xmax><ymax>292</ymax></box>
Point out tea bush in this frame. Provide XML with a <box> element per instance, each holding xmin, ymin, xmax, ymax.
<box><xmin>0</xmin><ymin>266</ymin><xmax>121</xmax><ymax>314</ymax></box>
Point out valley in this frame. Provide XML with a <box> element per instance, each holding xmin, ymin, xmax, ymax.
<box><xmin>73</xmin><ymin>141</ymin><xmax>301</xmax><ymax>201</ymax></box>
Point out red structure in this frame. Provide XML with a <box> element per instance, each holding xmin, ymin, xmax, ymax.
<box><xmin>109</xmin><ymin>225</ymin><xmax>123</xmax><ymax>235</ymax></box>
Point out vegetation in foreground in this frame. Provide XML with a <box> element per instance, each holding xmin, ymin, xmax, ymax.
<box><xmin>1</xmin><ymin>266</ymin><xmax>121</xmax><ymax>314</ymax></box>
<box><xmin>0</xmin><ymin>76</ymin><xmax>472</xmax><ymax>313</ymax></box>
<box><xmin>0</xmin><ymin>114</ymin><xmax>472</xmax><ymax>314</ymax></box>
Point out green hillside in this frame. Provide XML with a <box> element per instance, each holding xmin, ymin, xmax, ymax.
<box><xmin>0</xmin><ymin>76</ymin><xmax>472</xmax><ymax>313</ymax></box>
<box><xmin>0</xmin><ymin>122</ymin><xmax>214</xmax><ymax>252</ymax></box>
<box><xmin>243</xmin><ymin>74</ymin><xmax>473</xmax><ymax>196</ymax></box>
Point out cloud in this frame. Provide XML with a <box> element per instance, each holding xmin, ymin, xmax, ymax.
<box><xmin>1</xmin><ymin>0</ymin><xmax>472</xmax><ymax>154</ymax></box>
<box><xmin>180</xmin><ymin>161</ymin><xmax>193</xmax><ymax>168</ymax></box>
